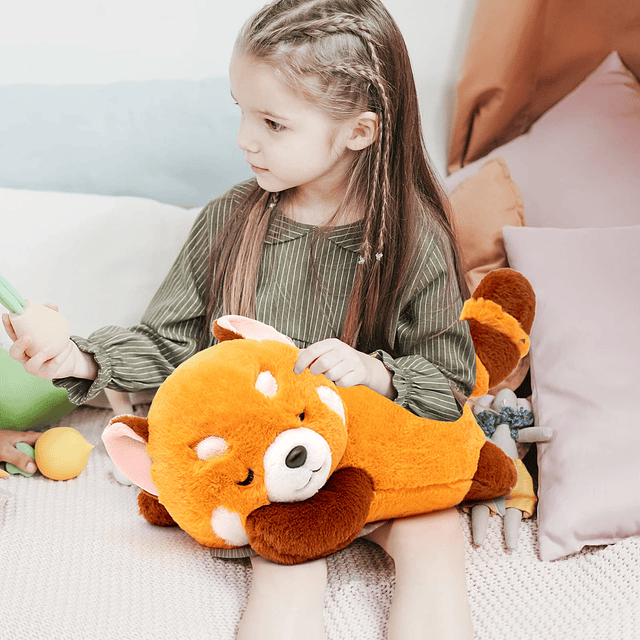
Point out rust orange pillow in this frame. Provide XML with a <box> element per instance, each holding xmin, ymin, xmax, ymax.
<box><xmin>446</xmin><ymin>157</ymin><xmax>528</xmax><ymax>393</ymax></box>
<box><xmin>446</xmin><ymin>157</ymin><xmax>525</xmax><ymax>294</ymax></box>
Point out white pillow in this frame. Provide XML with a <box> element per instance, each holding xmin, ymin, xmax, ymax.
<box><xmin>1</xmin><ymin>188</ymin><xmax>199</xmax><ymax>351</ymax></box>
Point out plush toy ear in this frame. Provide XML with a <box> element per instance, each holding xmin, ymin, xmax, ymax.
<box><xmin>102</xmin><ymin>415</ymin><xmax>159</xmax><ymax>495</ymax></box>
<box><xmin>213</xmin><ymin>315</ymin><xmax>295</xmax><ymax>345</ymax></box>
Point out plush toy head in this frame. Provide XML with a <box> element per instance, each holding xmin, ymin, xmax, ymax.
<box><xmin>104</xmin><ymin>320</ymin><xmax>351</xmax><ymax>549</ymax></box>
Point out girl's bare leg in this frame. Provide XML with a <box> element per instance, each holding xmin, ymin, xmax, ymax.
<box><xmin>366</xmin><ymin>508</ymin><xmax>474</xmax><ymax>640</ymax></box>
<box><xmin>236</xmin><ymin>555</ymin><xmax>328</xmax><ymax>640</ymax></box>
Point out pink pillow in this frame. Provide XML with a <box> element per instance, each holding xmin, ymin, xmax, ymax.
<box><xmin>502</xmin><ymin>225</ymin><xmax>640</xmax><ymax>561</ymax></box>
<box><xmin>446</xmin><ymin>52</ymin><xmax>640</xmax><ymax>229</ymax></box>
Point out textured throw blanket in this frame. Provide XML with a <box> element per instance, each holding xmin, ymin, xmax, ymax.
<box><xmin>1</xmin><ymin>406</ymin><xmax>639</xmax><ymax>639</ymax></box>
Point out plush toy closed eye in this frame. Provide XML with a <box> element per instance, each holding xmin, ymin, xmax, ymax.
<box><xmin>103</xmin><ymin>269</ymin><xmax>535</xmax><ymax>565</ymax></box>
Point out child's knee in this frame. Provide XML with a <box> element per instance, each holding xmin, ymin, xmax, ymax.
<box><xmin>378</xmin><ymin>510</ymin><xmax>465</xmax><ymax>559</ymax></box>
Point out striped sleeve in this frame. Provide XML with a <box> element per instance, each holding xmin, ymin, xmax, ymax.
<box><xmin>53</xmin><ymin>183</ymin><xmax>246</xmax><ymax>405</ymax></box>
<box><xmin>372</xmin><ymin>235</ymin><xmax>476</xmax><ymax>422</ymax></box>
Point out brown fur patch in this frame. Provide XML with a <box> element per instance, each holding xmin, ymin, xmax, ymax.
<box><xmin>109</xmin><ymin>414</ymin><xmax>150</xmax><ymax>442</ymax></box>
<box><xmin>212</xmin><ymin>321</ymin><xmax>244</xmax><ymax>343</ymax></box>
<box><xmin>463</xmin><ymin>441</ymin><xmax>517</xmax><ymax>502</ymax></box>
<box><xmin>468</xmin><ymin>320</ymin><xmax>522</xmax><ymax>388</ymax></box>
<box><xmin>138</xmin><ymin>490</ymin><xmax>177</xmax><ymax>526</ymax></box>
<box><xmin>472</xmin><ymin>268</ymin><xmax>535</xmax><ymax>334</ymax></box>
<box><xmin>245</xmin><ymin>467</ymin><xmax>374</xmax><ymax>565</ymax></box>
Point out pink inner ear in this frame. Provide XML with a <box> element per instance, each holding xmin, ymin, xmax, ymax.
<box><xmin>215</xmin><ymin>315</ymin><xmax>295</xmax><ymax>345</ymax></box>
<box><xmin>102</xmin><ymin>421</ymin><xmax>159</xmax><ymax>495</ymax></box>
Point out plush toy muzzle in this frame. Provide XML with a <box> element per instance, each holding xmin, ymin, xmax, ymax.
<box><xmin>263</xmin><ymin>427</ymin><xmax>334</xmax><ymax>502</ymax></box>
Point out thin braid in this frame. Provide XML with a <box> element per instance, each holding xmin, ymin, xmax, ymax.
<box><xmin>280</xmin><ymin>14</ymin><xmax>394</xmax><ymax>263</ymax></box>
<box><xmin>325</xmin><ymin>61</ymin><xmax>381</xmax><ymax>263</ymax></box>
<box><xmin>263</xmin><ymin>14</ymin><xmax>374</xmax><ymax>45</ymax></box>
<box><xmin>357</xmin><ymin>33</ymin><xmax>393</xmax><ymax>260</ymax></box>
<box><xmin>337</xmin><ymin>16</ymin><xmax>394</xmax><ymax>260</ymax></box>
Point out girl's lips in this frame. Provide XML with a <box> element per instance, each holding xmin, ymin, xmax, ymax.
<box><xmin>250</xmin><ymin>164</ymin><xmax>268</xmax><ymax>173</ymax></box>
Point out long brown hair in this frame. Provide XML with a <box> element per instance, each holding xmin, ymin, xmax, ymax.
<box><xmin>203</xmin><ymin>0</ymin><xmax>467</xmax><ymax>354</ymax></box>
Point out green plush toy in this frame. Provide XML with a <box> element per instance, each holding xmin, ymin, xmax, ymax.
<box><xmin>0</xmin><ymin>348</ymin><xmax>75</xmax><ymax>431</ymax></box>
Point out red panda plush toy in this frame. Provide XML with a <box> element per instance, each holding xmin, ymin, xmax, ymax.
<box><xmin>103</xmin><ymin>269</ymin><xmax>535</xmax><ymax>564</ymax></box>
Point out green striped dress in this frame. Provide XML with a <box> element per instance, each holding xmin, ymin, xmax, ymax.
<box><xmin>56</xmin><ymin>180</ymin><xmax>476</xmax><ymax>421</ymax></box>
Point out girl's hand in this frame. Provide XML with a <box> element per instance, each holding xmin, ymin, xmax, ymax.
<box><xmin>0</xmin><ymin>430</ymin><xmax>41</xmax><ymax>474</ymax></box>
<box><xmin>2</xmin><ymin>301</ymin><xmax>69</xmax><ymax>356</ymax></box>
<box><xmin>5</xmin><ymin>335</ymin><xmax>97</xmax><ymax>381</ymax></box>
<box><xmin>294</xmin><ymin>338</ymin><xmax>395</xmax><ymax>399</ymax></box>
<box><xmin>2</xmin><ymin>305</ymin><xmax>98</xmax><ymax>381</ymax></box>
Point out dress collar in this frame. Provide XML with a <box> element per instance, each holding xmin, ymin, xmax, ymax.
<box><xmin>264</xmin><ymin>212</ymin><xmax>363</xmax><ymax>252</ymax></box>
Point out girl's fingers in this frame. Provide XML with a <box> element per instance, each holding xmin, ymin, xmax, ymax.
<box><xmin>308</xmin><ymin>353</ymin><xmax>340</xmax><ymax>376</ymax></box>
<box><xmin>8</xmin><ymin>336</ymin><xmax>32</xmax><ymax>364</ymax></box>
<box><xmin>294</xmin><ymin>340</ymin><xmax>336</xmax><ymax>373</ymax></box>
<box><xmin>322</xmin><ymin>360</ymin><xmax>354</xmax><ymax>384</ymax></box>
<box><xmin>3</xmin><ymin>446</ymin><xmax>37</xmax><ymax>474</ymax></box>
<box><xmin>44</xmin><ymin>302</ymin><xmax>59</xmax><ymax>312</ymax></box>
<box><xmin>23</xmin><ymin>348</ymin><xmax>54</xmax><ymax>377</ymax></box>
<box><xmin>1</xmin><ymin>313</ymin><xmax>18</xmax><ymax>341</ymax></box>
<box><xmin>333</xmin><ymin>371</ymin><xmax>363</xmax><ymax>388</ymax></box>
<box><xmin>6</xmin><ymin>333</ymin><xmax>73</xmax><ymax>379</ymax></box>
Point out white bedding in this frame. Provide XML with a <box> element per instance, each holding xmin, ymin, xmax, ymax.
<box><xmin>2</xmin><ymin>406</ymin><xmax>639</xmax><ymax>640</ymax></box>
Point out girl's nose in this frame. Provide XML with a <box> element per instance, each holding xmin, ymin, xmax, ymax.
<box><xmin>237</xmin><ymin>117</ymin><xmax>259</xmax><ymax>154</ymax></box>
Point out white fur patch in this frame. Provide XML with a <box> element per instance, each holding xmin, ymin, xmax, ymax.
<box><xmin>255</xmin><ymin>370</ymin><xmax>278</xmax><ymax>397</ymax></box>
<box><xmin>316</xmin><ymin>386</ymin><xmax>345</xmax><ymax>423</ymax></box>
<box><xmin>210</xmin><ymin>506</ymin><xmax>249</xmax><ymax>547</ymax></box>
<box><xmin>263</xmin><ymin>428</ymin><xmax>332</xmax><ymax>502</ymax></box>
<box><xmin>195</xmin><ymin>436</ymin><xmax>227</xmax><ymax>460</ymax></box>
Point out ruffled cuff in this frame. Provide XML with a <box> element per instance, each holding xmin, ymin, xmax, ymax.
<box><xmin>370</xmin><ymin>349</ymin><xmax>463</xmax><ymax>421</ymax></box>
<box><xmin>371</xmin><ymin>349</ymin><xmax>411</xmax><ymax>408</ymax></box>
<box><xmin>52</xmin><ymin>336</ymin><xmax>114</xmax><ymax>405</ymax></box>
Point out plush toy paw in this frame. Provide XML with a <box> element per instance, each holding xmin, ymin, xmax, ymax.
<box><xmin>463</xmin><ymin>440</ymin><xmax>517</xmax><ymax>502</ymax></box>
<box><xmin>138</xmin><ymin>490</ymin><xmax>177</xmax><ymax>527</ymax></box>
<box><xmin>245</xmin><ymin>467</ymin><xmax>374</xmax><ymax>565</ymax></box>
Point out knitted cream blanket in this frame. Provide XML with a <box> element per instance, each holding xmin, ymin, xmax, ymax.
<box><xmin>1</xmin><ymin>406</ymin><xmax>639</xmax><ymax>639</ymax></box>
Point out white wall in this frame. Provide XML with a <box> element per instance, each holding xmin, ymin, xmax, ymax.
<box><xmin>1</xmin><ymin>0</ymin><xmax>475</xmax><ymax>174</ymax></box>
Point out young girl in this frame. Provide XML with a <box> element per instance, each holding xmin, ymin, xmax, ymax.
<box><xmin>3</xmin><ymin>1</ymin><xmax>477</xmax><ymax>637</ymax></box>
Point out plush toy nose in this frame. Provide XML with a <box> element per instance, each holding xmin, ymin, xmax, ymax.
<box><xmin>285</xmin><ymin>445</ymin><xmax>307</xmax><ymax>468</ymax></box>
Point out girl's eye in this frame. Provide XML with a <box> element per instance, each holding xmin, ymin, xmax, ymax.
<box><xmin>266</xmin><ymin>119</ymin><xmax>285</xmax><ymax>132</ymax></box>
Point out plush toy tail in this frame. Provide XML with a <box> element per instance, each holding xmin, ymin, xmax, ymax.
<box><xmin>460</xmin><ymin>269</ymin><xmax>535</xmax><ymax>397</ymax></box>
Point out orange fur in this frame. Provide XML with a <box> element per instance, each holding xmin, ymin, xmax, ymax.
<box><xmin>107</xmin><ymin>268</ymin><xmax>535</xmax><ymax>563</ymax></box>
<box><xmin>140</xmin><ymin>340</ymin><xmax>493</xmax><ymax>549</ymax></box>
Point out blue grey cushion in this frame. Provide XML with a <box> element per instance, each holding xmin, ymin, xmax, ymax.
<box><xmin>0</xmin><ymin>78</ymin><xmax>251</xmax><ymax>206</ymax></box>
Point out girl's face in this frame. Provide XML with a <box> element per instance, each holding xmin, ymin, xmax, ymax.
<box><xmin>229</xmin><ymin>51</ymin><xmax>356</xmax><ymax>205</ymax></box>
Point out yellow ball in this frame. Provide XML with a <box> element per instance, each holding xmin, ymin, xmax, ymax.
<box><xmin>35</xmin><ymin>427</ymin><xmax>94</xmax><ymax>480</ymax></box>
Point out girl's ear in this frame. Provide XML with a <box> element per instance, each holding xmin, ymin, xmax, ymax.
<box><xmin>345</xmin><ymin>111</ymin><xmax>378</xmax><ymax>151</ymax></box>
